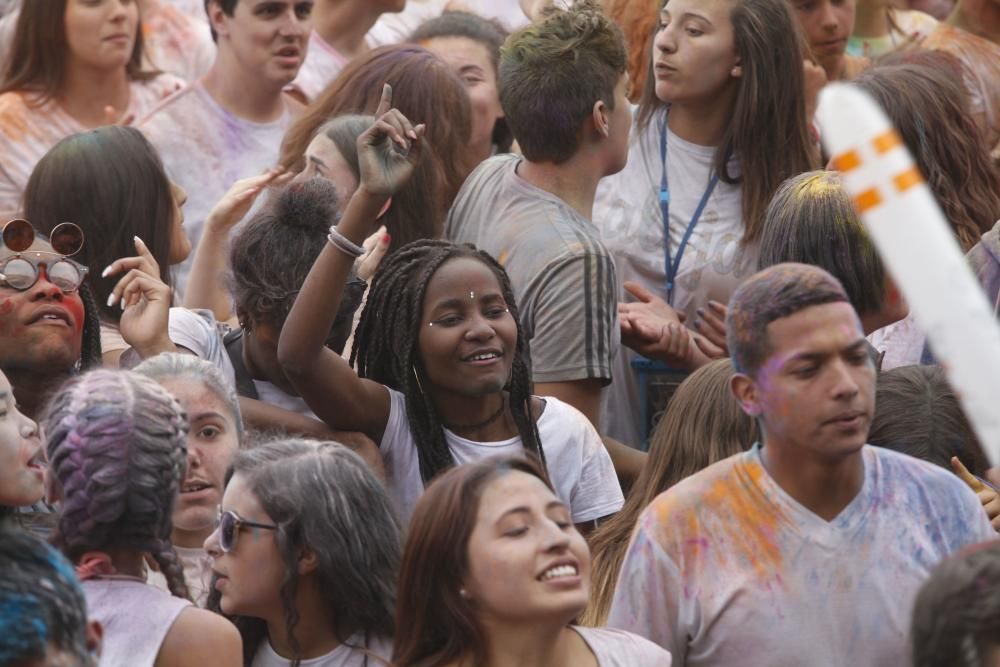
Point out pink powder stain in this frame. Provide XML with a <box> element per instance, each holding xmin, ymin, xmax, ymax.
<box><xmin>0</xmin><ymin>298</ymin><xmax>13</xmax><ymax>315</ymax></box>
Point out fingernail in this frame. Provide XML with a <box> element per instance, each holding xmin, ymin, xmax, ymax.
<box><xmin>120</xmin><ymin>299</ymin><xmax>126</xmax><ymax>311</ymax></box>
<box><xmin>408</xmin><ymin>130</ymin><xmax>417</xmax><ymax>140</ymax></box>
<box><xmin>107</xmin><ymin>294</ymin><xmax>116</xmax><ymax>307</ymax></box>
<box><xmin>382</xmin><ymin>233</ymin><xmax>391</xmax><ymax>245</ymax></box>
<box><xmin>134</xmin><ymin>235</ymin><xmax>145</xmax><ymax>246</ymax></box>
<box><xmin>693</xmin><ymin>319</ymin><xmax>702</xmax><ymax>329</ymax></box>
<box><xmin>696</xmin><ymin>308</ymin><xmax>705</xmax><ymax>317</ymax></box>
<box><xmin>101</xmin><ymin>265</ymin><xmax>114</xmax><ymax>278</ymax></box>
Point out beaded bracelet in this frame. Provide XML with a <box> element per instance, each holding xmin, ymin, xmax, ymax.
<box><xmin>327</xmin><ymin>225</ymin><xmax>365</xmax><ymax>258</ymax></box>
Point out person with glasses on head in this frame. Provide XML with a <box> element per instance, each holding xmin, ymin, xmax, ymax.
<box><xmin>45</xmin><ymin>368</ymin><xmax>242</xmax><ymax>667</ymax></box>
<box><xmin>205</xmin><ymin>438</ymin><xmax>399</xmax><ymax>666</ymax></box>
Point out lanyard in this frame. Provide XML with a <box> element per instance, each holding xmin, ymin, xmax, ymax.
<box><xmin>659</xmin><ymin>114</ymin><xmax>719</xmax><ymax>306</ymax></box>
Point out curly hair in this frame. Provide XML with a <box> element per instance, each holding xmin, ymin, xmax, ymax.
<box><xmin>44</xmin><ymin>369</ymin><xmax>190</xmax><ymax>600</ymax></box>
<box><xmin>351</xmin><ymin>240</ymin><xmax>544</xmax><ymax>484</ymax></box>
<box><xmin>206</xmin><ymin>438</ymin><xmax>400</xmax><ymax>667</ymax></box>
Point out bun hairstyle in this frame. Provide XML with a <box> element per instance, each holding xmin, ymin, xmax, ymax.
<box><xmin>44</xmin><ymin>369</ymin><xmax>191</xmax><ymax>600</ymax></box>
<box><xmin>229</xmin><ymin>177</ymin><xmax>364</xmax><ymax>349</ymax></box>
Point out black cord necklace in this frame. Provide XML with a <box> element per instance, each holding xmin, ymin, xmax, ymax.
<box><xmin>442</xmin><ymin>397</ymin><xmax>507</xmax><ymax>433</ymax></box>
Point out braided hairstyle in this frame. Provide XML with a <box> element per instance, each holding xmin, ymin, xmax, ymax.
<box><xmin>78</xmin><ymin>283</ymin><xmax>102</xmax><ymax>371</ymax></box>
<box><xmin>44</xmin><ymin>369</ymin><xmax>191</xmax><ymax>600</ymax></box>
<box><xmin>351</xmin><ymin>239</ymin><xmax>545</xmax><ymax>484</ymax></box>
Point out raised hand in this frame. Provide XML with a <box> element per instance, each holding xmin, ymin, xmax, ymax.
<box><xmin>206</xmin><ymin>168</ymin><xmax>289</xmax><ymax>231</ymax></box>
<box><xmin>951</xmin><ymin>456</ymin><xmax>1000</xmax><ymax>532</ymax></box>
<box><xmin>104</xmin><ymin>237</ymin><xmax>176</xmax><ymax>358</ymax></box>
<box><xmin>357</xmin><ymin>83</ymin><xmax>426</xmax><ymax>198</ymax></box>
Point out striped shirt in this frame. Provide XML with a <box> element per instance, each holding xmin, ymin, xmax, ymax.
<box><xmin>446</xmin><ymin>154</ymin><xmax>619</xmax><ymax>384</ymax></box>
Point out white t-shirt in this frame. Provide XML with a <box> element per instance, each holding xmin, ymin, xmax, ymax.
<box><xmin>142</xmin><ymin>0</ymin><xmax>216</xmax><ymax>81</ymax></box>
<box><xmin>138</xmin><ymin>82</ymin><xmax>294</xmax><ymax>295</ymax></box>
<box><xmin>251</xmin><ymin>633</ymin><xmax>392</xmax><ymax>667</ymax></box>
<box><xmin>593</xmin><ymin>110</ymin><xmax>753</xmax><ymax>447</ymax></box>
<box><xmin>147</xmin><ymin>545</ymin><xmax>214</xmax><ymax>607</ymax></box>
<box><xmin>381</xmin><ymin>388</ymin><xmax>623</xmax><ymax>526</ymax></box>
<box><xmin>608</xmin><ymin>444</ymin><xmax>996</xmax><ymax>667</ymax></box>
<box><xmin>167</xmin><ymin>307</ymin><xmax>319</xmax><ymax>420</ymax></box>
<box><xmin>289</xmin><ymin>31</ymin><xmax>357</xmax><ymax>102</ymax></box>
<box><xmin>573</xmin><ymin>626</ymin><xmax>672</xmax><ymax>666</ymax></box>
<box><xmin>867</xmin><ymin>311</ymin><xmax>927</xmax><ymax>370</ymax></box>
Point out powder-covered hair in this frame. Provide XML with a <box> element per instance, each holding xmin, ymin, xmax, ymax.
<box><xmin>44</xmin><ymin>369</ymin><xmax>190</xmax><ymax>600</ymax></box>
<box><xmin>0</xmin><ymin>522</ymin><xmax>94</xmax><ymax>666</ymax></box>
<box><xmin>499</xmin><ymin>0</ymin><xmax>627</xmax><ymax>164</ymax></box>
<box><xmin>134</xmin><ymin>352</ymin><xmax>245</xmax><ymax>442</ymax></box>
<box><xmin>727</xmin><ymin>263</ymin><xmax>850</xmax><ymax>377</ymax></box>
<box><xmin>207</xmin><ymin>439</ymin><xmax>400</xmax><ymax>667</ymax></box>
<box><xmin>911</xmin><ymin>541</ymin><xmax>1000</xmax><ymax>667</ymax></box>
<box><xmin>758</xmin><ymin>170</ymin><xmax>887</xmax><ymax>318</ymax></box>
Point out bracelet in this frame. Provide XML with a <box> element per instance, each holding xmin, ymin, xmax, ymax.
<box><xmin>327</xmin><ymin>225</ymin><xmax>365</xmax><ymax>258</ymax></box>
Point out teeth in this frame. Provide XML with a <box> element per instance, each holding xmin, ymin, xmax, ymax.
<box><xmin>540</xmin><ymin>564</ymin><xmax>577</xmax><ymax>581</ymax></box>
<box><xmin>469</xmin><ymin>352</ymin><xmax>499</xmax><ymax>361</ymax></box>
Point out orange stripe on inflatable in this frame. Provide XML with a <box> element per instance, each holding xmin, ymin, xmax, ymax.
<box><xmin>893</xmin><ymin>166</ymin><xmax>922</xmax><ymax>193</ymax></box>
<box><xmin>873</xmin><ymin>131</ymin><xmax>902</xmax><ymax>154</ymax></box>
<box><xmin>832</xmin><ymin>150</ymin><xmax>861</xmax><ymax>173</ymax></box>
<box><xmin>854</xmin><ymin>188</ymin><xmax>882</xmax><ymax>212</ymax></box>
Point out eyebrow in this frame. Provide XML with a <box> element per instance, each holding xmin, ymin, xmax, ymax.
<box><xmin>661</xmin><ymin>9</ymin><xmax>712</xmax><ymax>23</ymax></box>
<box><xmin>190</xmin><ymin>411</ymin><xmax>228</xmax><ymax>423</ymax></box>
<box><xmin>497</xmin><ymin>500</ymin><xmax>567</xmax><ymax>522</ymax></box>
<box><xmin>786</xmin><ymin>338</ymin><xmax>869</xmax><ymax>364</ymax></box>
<box><xmin>0</xmin><ymin>391</ymin><xmax>7</xmax><ymax>403</ymax></box>
<box><xmin>307</xmin><ymin>154</ymin><xmax>326</xmax><ymax>168</ymax></box>
<box><xmin>430</xmin><ymin>293</ymin><xmax>504</xmax><ymax>311</ymax></box>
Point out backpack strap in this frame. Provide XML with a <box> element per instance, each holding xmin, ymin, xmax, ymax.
<box><xmin>222</xmin><ymin>328</ymin><xmax>259</xmax><ymax>400</ymax></box>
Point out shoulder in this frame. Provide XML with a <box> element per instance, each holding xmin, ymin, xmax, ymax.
<box><xmin>158</xmin><ymin>607</ymin><xmax>242</xmax><ymax>667</ymax></box>
<box><xmin>867</xmin><ymin>445</ymin><xmax>974</xmax><ymax>500</ymax></box>
<box><xmin>136</xmin><ymin>82</ymin><xmax>204</xmax><ymax>130</ymax></box>
<box><xmin>573</xmin><ymin>626</ymin><xmax>673</xmax><ymax>666</ymax></box>
<box><xmin>641</xmin><ymin>451</ymin><xmax>751</xmax><ymax>529</ymax></box>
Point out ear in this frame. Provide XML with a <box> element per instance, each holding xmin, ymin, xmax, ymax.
<box><xmin>297</xmin><ymin>546</ymin><xmax>319</xmax><ymax>575</ymax></box>
<box><xmin>207</xmin><ymin>1</ymin><xmax>231</xmax><ymax>40</ymax></box>
<box><xmin>85</xmin><ymin>619</ymin><xmax>104</xmax><ymax>660</ymax></box>
<box><xmin>730</xmin><ymin>372</ymin><xmax>761</xmax><ymax>417</ymax></box>
<box><xmin>730</xmin><ymin>56</ymin><xmax>743</xmax><ymax>79</ymax></box>
<box><xmin>591</xmin><ymin>99</ymin><xmax>610</xmax><ymax>139</ymax></box>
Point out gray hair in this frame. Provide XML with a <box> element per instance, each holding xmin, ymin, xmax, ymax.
<box><xmin>212</xmin><ymin>438</ymin><xmax>400</xmax><ymax>666</ymax></box>
<box><xmin>134</xmin><ymin>352</ymin><xmax>244</xmax><ymax>442</ymax></box>
<box><xmin>44</xmin><ymin>369</ymin><xmax>191</xmax><ymax>600</ymax></box>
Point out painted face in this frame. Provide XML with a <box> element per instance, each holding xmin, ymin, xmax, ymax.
<box><xmin>297</xmin><ymin>135</ymin><xmax>359</xmax><ymax>204</ymax></box>
<box><xmin>605</xmin><ymin>73</ymin><xmax>633</xmax><ymax>176</ymax></box>
<box><xmin>0</xmin><ymin>238</ymin><xmax>85</xmax><ymax>375</ymax></box>
<box><xmin>790</xmin><ymin>0</ymin><xmax>855</xmax><ymax>80</ymax></box>
<box><xmin>168</xmin><ymin>181</ymin><xmax>192</xmax><ymax>265</ymax></box>
<box><xmin>204</xmin><ymin>473</ymin><xmax>285</xmax><ymax>618</ymax></box>
<box><xmin>421</xmin><ymin>36</ymin><xmax>504</xmax><ymax>162</ymax></box>
<box><xmin>464</xmin><ymin>471</ymin><xmax>590</xmax><ymax>625</ymax></box>
<box><xmin>652</xmin><ymin>0</ymin><xmax>741</xmax><ymax>108</ymax></box>
<box><xmin>0</xmin><ymin>370</ymin><xmax>45</xmax><ymax>507</ymax></box>
<box><xmin>159</xmin><ymin>378</ymin><xmax>240</xmax><ymax>542</ymax></box>
<box><xmin>211</xmin><ymin>0</ymin><xmax>313</xmax><ymax>87</ymax></box>
<box><xmin>417</xmin><ymin>257</ymin><xmax>518</xmax><ymax>402</ymax></box>
<box><xmin>748</xmin><ymin>302</ymin><xmax>875</xmax><ymax>461</ymax></box>
<box><xmin>64</xmin><ymin>0</ymin><xmax>140</xmax><ymax>72</ymax></box>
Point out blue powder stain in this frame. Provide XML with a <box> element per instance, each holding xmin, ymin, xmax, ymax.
<box><xmin>0</xmin><ymin>593</ymin><xmax>48</xmax><ymax>662</ymax></box>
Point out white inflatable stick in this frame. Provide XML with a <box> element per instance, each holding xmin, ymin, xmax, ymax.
<box><xmin>816</xmin><ymin>83</ymin><xmax>1000</xmax><ymax>465</ymax></box>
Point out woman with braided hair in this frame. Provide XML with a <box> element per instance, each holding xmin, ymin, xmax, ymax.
<box><xmin>279</xmin><ymin>87</ymin><xmax>623</xmax><ymax>529</ymax></box>
<box><xmin>45</xmin><ymin>368</ymin><xmax>241</xmax><ymax>667</ymax></box>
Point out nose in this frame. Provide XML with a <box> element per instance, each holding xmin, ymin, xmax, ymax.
<box><xmin>186</xmin><ymin>442</ymin><xmax>203</xmax><ymax>470</ymax></box>
<box><xmin>29</xmin><ymin>267</ymin><xmax>65</xmax><ymax>302</ymax></box>
<box><xmin>654</xmin><ymin>23</ymin><xmax>677</xmax><ymax>55</ymax></box>
<box><xmin>540</xmin><ymin>517</ymin><xmax>572</xmax><ymax>551</ymax></box>
<box><xmin>277</xmin><ymin>5</ymin><xmax>308</xmax><ymax>37</ymax></box>
<box><xmin>109</xmin><ymin>0</ymin><xmax>129</xmax><ymax>22</ymax></box>
<box><xmin>829</xmin><ymin>358</ymin><xmax>861</xmax><ymax>401</ymax></box>
<box><xmin>818</xmin><ymin>1</ymin><xmax>840</xmax><ymax>32</ymax></box>
<box><xmin>18</xmin><ymin>412</ymin><xmax>39</xmax><ymax>440</ymax></box>
<box><xmin>204</xmin><ymin>525</ymin><xmax>222</xmax><ymax>557</ymax></box>
<box><xmin>463</xmin><ymin>313</ymin><xmax>497</xmax><ymax>341</ymax></box>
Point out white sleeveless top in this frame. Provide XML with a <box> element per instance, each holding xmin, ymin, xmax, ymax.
<box><xmin>82</xmin><ymin>579</ymin><xmax>191</xmax><ymax>667</ymax></box>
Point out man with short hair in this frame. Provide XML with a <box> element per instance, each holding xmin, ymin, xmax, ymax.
<box><xmin>139</xmin><ymin>0</ymin><xmax>312</xmax><ymax>295</ymax></box>
<box><xmin>446</xmin><ymin>0</ymin><xmax>631</xmax><ymax>444</ymax></box>
<box><xmin>608</xmin><ymin>263</ymin><xmax>995</xmax><ymax>666</ymax></box>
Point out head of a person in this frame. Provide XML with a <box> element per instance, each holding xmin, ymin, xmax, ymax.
<box><xmin>23</xmin><ymin>126</ymin><xmax>189</xmax><ymax>324</ymax></box>
<box><xmin>205</xmin><ymin>439</ymin><xmax>400</xmax><ymax>662</ymax></box>
<box><xmin>393</xmin><ymin>454</ymin><xmax>588</xmax><ymax>667</ymax></box>
<box><xmin>604</xmin><ymin>0</ymin><xmax>662</xmax><ymax>101</ymax></box>
<box><xmin>0</xmin><ymin>524</ymin><xmax>103</xmax><ymax>667</ymax></box>
<box><xmin>229</xmin><ymin>177</ymin><xmax>365</xmax><ymax>396</ymax></box>
<box><xmin>788</xmin><ymin>0</ymin><xmax>855</xmax><ymax>80</ymax></box>
<box><xmin>868</xmin><ymin>365</ymin><xmax>989</xmax><ymax>477</ymax></box>
<box><xmin>1</xmin><ymin>0</ymin><xmax>150</xmax><ymax>100</ymax></box>
<box><xmin>499</xmin><ymin>0</ymin><xmax>630</xmax><ymax>174</ymax></box>
<box><xmin>639</xmin><ymin>0</ymin><xmax>817</xmax><ymax>243</ymax></box>
<box><xmin>0</xmin><ymin>368</ymin><xmax>44</xmax><ymax>512</ymax></box>
<box><xmin>911</xmin><ymin>541</ymin><xmax>1000</xmax><ymax>667</ymax></box>
<box><xmin>582</xmin><ymin>358</ymin><xmax>758</xmax><ymax>626</ymax></box>
<box><xmin>134</xmin><ymin>353</ymin><xmax>243</xmax><ymax>546</ymax></box>
<box><xmin>44</xmin><ymin>369</ymin><xmax>191</xmax><ymax>599</ymax></box>
<box><xmin>204</xmin><ymin>0</ymin><xmax>312</xmax><ymax>87</ymax></box>
<box><xmin>757</xmin><ymin>170</ymin><xmax>907</xmax><ymax>333</ymax></box>
<box><xmin>727</xmin><ymin>263</ymin><xmax>875</xmax><ymax>460</ymax></box>
<box><xmin>352</xmin><ymin>240</ymin><xmax>543</xmax><ymax>485</ymax></box>
<box><xmin>0</xmin><ymin>220</ymin><xmax>103</xmax><ymax>395</ymax></box>
<box><xmin>853</xmin><ymin>54</ymin><xmax>1000</xmax><ymax>251</ymax></box>
<box><xmin>411</xmin><ymin>11</ymin><xmax>513</xmax><ymax>159</ymax></box>
<box><xmin>294</xmin><ymin>114</ymin><xmax>441</xmax><ymax>254</ymax></box>
<box><xmin>280</xmin><ymin>44</ymin><xmax>471</xmax><ymax>208</ymax></box>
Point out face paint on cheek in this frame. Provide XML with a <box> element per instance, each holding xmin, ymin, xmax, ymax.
<box><xmin>0</xmin><ymin>299</ymin><xmax>13</xmax><ymax>316</ymax></box>
<box><xmin>64</xmin><ymin>297</ymin><xmax>85</xmax><ymax>335</ymax></box>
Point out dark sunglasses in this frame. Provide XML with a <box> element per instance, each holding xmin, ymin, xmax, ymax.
<box><xmin>0</xmin><ymin>219</ymin><xmax>88</xmax><ymax>293</ymax></box>
<box><xmin>216</xmin><ymin>508</ymin><xmax>278</xmax><ymax>553</ymax></box>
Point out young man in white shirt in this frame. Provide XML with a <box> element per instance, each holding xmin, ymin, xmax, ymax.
<box><xmin>609</xmin><ymin>263</ymin><xmax>995</xmax><ymax>667</ymax></box>
<box><xmin>138</xmin><ymin>0</ymin><xmax>312</xmax><ymax>295</ymax></box>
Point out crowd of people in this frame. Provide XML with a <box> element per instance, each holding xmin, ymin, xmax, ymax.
<box><xmin>1</xmin><ymin>0</ymin><xmax>1000</xmax><ymax>665</ymax></box>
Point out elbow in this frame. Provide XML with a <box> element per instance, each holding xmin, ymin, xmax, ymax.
<box><xmin>276</xmin><ymin>337</ymin><xmax>310</xmax><ymax>379</ymax></box>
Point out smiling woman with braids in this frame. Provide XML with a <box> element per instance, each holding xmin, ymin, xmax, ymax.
<box><xmin>278</xmin><ymin>87</ymin><xmax>623</xmax><ymax>529</ymax></box>
<box><xmin>45</xmin><ymin>368</ymin><xmax>241</xmax><ymax>667</ymax></box>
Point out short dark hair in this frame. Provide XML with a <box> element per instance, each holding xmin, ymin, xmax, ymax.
<box><xmin>868</xmin><ymin>365</ymin><xmax>989</xmax><ymax>478</ymax></box>
<box><xmin>727</xmin><ymin>263</ymin><xmax>850</xmax><ymax>377</ymax></box>
<box><xmin>758</xmin><ymin>171</ymin><xmax>887</xmax><ymax>318</ymax></box>
<box><xmin>498</xmin><ymin>0</ymin><xmax>626</xmax><ymax>164</ymax></box>
<box><xmin>911</xmin><ymin>541</ymin><xmax>1000</xmax><ymax>667</ymax></box>
<box><xmin>204</xmin><ymin>0</ymin><xmax>238</xmax><ymax>42</ymax></box>
<box><xmin>0</xmin><ymin>523</ymin><xmax>93</xmax><ymax>666</ymax></box>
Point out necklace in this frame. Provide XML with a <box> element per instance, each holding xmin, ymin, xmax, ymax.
<box><xmin>442</xmin><ymin>397</ymin><xmax>507</xmax><ymax>433</ymax></box>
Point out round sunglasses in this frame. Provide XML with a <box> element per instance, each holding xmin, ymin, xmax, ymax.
<box><xmin>216</xmin><ymin>508</ymin><xmax>278</xmax><ymax>553</ymax></box>
<box><xmin>0</xmin><ymin>219</ymin><xmax>88</xmax><ymax>293</ymax></box>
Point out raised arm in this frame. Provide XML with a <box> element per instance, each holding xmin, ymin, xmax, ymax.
<box><xmin>278</xmin><ymin>84</ymin><xmax>425</xmax><ymax>441</ymax></box>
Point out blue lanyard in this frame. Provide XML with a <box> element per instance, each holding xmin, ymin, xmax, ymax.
<box><xmin>659</xmin><ymin>115</ymin><xmax>719</xmax><ymax>306</ymax></box>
